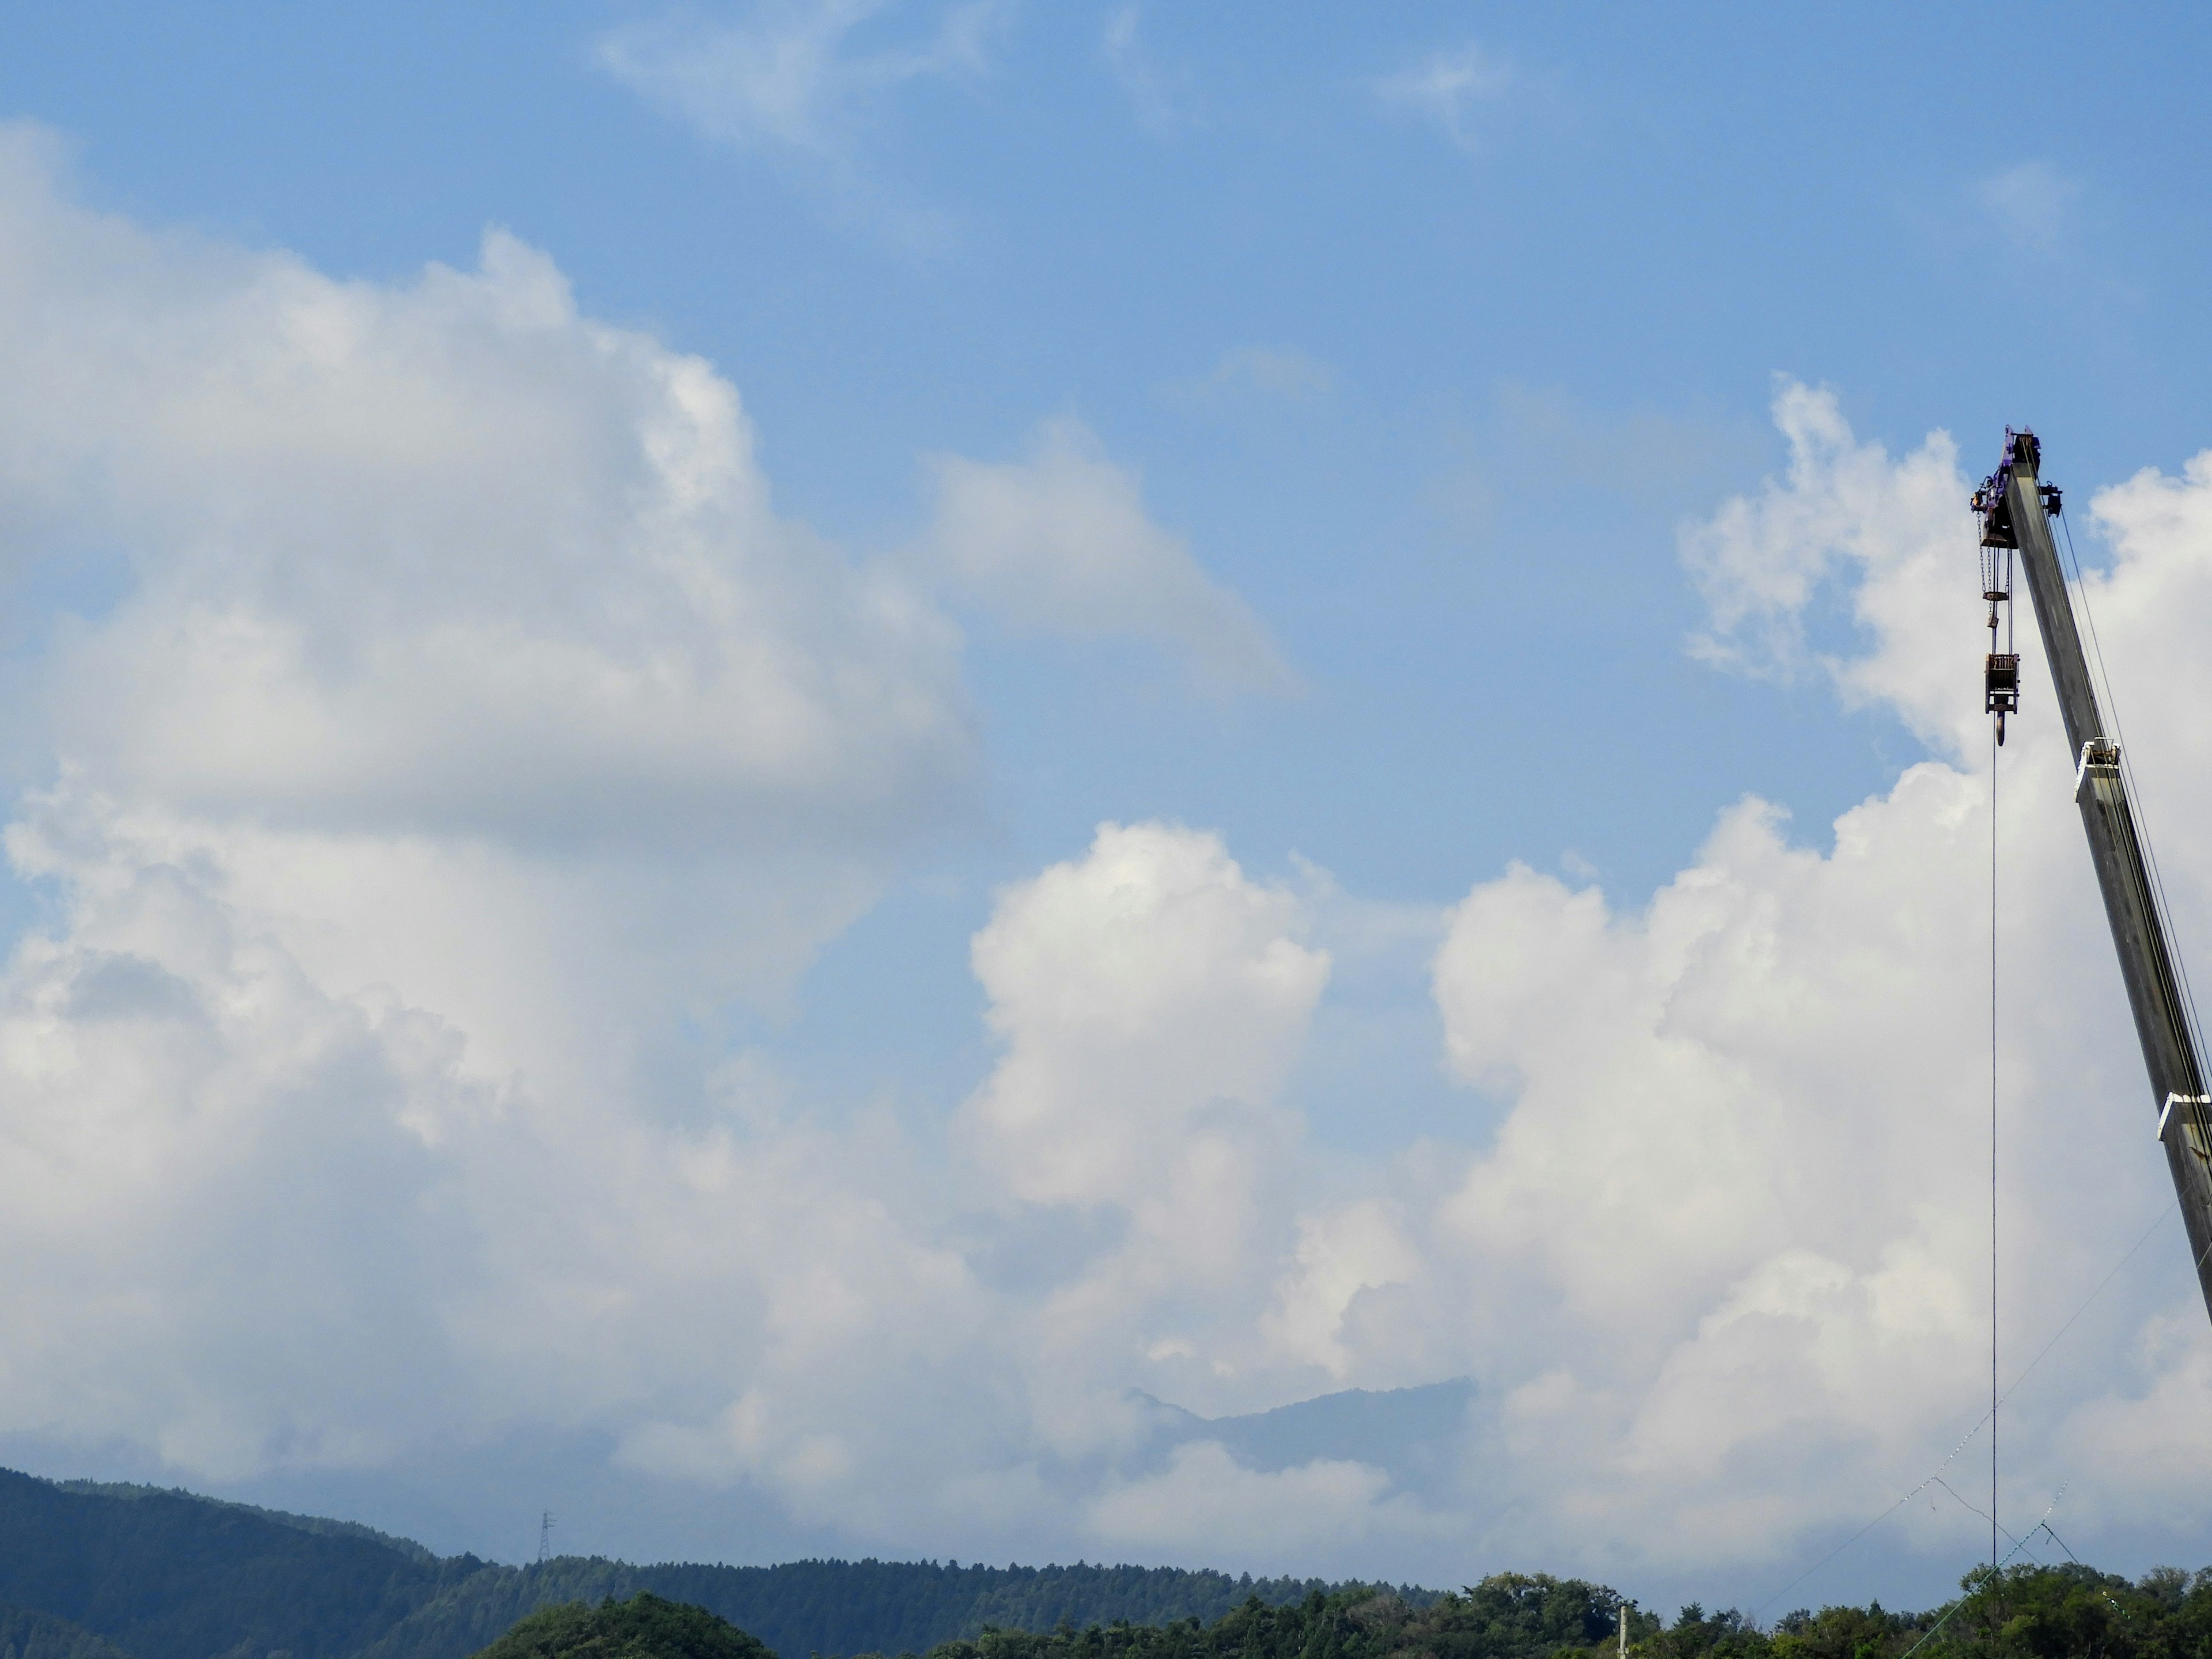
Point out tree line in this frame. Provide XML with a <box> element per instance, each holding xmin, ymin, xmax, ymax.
<box><xmin>908</xmin><ymin>1567</ymin><xmax>2212</xmax><ymax>1659</ymax></box>
<box><xmin>16</xmin><ymin>1467</ymin><xmax>2212</xmax><ymax>1659</ymax></box>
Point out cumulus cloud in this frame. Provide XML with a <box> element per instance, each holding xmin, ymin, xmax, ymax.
<box><xmin>953</xmin><ymin>821</ymin><xmax>1343</xmax><ymax>1462</ymax></box>
<box><xmin>0</xmin><ymin>128</ymin><xmax>1355</xmax><ymax>1566</ymax></box>
<box><xmin>0</xmin><ymin>764</ymin><xmax>1005</xmax><ymax>1514</ymax></box>
<box><xmin>18</xmin><ymin>115</ymin><xmax>2212</xmax><ymax>1596</ymax></box>
<box><xmin>926</xmin><ymin>416</ymin><xmax>1297</xmax><ymax>695</ymax></box>
<box><xmin>1403</xmin><ymin>384</ymin><xmax>2212</xmax><ymax>1580</ymax></box>
<box><xmin>1430</xmin><ymin>779</ymin><xmax>2001</xmax><ymax>1557</ymax></box>
<box><xmin>963</xmin><ymin>820</ymin><xmax>1327</xmax><ymax>1209</ymax></box>
<box><xmin>1263</xmin><ymin>1202</ymin><xmax>1421</xmax><ymax>1378</ymax></box>
<box><xmin>0</xmin><ymin>132</ymin><xmax>988</xmax><ymax>1147</ymax></box>
<box><xmin>0</xmin><ymin>137</ymin><xmax>969</xmax><ymax>857</ymax></box>
<box><xmin>0</xmin><ymin>777</ymin><xmax>482</xmax><ymax>1479</ymax></box>
<box><xmin>1679</xmin><ymin>379</ymin><xmax>1967</xmax><ymax>728</ymax></box>
<box><xmin>0</xmin><ymin>124</ymin><xmax>984</xmax><ymax>1490</ymax></box>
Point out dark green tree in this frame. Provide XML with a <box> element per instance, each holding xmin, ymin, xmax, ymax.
<box><xmin>472</xmin><ymin>1596</ymin><xmax>773</xmax><ymax>1659</ymax></box>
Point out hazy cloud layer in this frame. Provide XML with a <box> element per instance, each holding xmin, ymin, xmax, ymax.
<box><xmin>1102</xmin><ymin>5</ymin><xmax>1196</xmax><ymax>139</ymax></box>
<box><xmin>600</xmin><ymin>0</ymin><xmax>1001</xmax><ymax>154</ymax></box>
<box><xmin>1174</xmin><ymin>347</ymin><xmax>1334</xmax><ymax>407</ymax></box>
<box><xmin>1978</xmin><ymin>161</ymin><xmax>2081</xmax><ymax>253</ymax></box>
<box><xmin>1374</xmin><ymin>45</ymin><xmax>1513</xmax><ymax>151</ymax></box>
<box><xmin>926</xmin><ymin>415</ymin><xmax>1297</xmax><ymax>695</ymax></box>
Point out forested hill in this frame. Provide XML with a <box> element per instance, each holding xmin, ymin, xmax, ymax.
<box><xmin>0</xmin><ymin>1604</ymin><xmax>136</xmax><ymax>1659</ymax></box>
<box><xmin>0</xmin><ymin>1469</ymin><xmax>1426</xmax><ymax>1659</ymax></box>
<box><xmin>361</xmin><ymin>1556</ymin><xmax>1434</xmax><ymax>1659</ymax></box>
<box><xmin>468</xmin><ymin>1596</ymin><xmax>771</xmax><ymax>1659</ymax></box>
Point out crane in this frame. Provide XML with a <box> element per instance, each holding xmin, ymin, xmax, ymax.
<box><xmin>1974</xmin><ymin>430</ymin><xmax>2212</xmax><ymax>1324</ymax></box>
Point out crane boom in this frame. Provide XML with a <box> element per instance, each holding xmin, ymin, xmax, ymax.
<box><xmin>1977</xmin><ymin>429</ymin><xmax>2212</xmax><ymax>1324</ymax></box>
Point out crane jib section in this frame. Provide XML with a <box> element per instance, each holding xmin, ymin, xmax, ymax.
<box><xmin>1975</xmin><ymin>430</ymin><xmax>2212</xmax><ymax>1325</ymax></box>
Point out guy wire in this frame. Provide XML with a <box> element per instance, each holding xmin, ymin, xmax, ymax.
<box><xmin>1894</xmin><ymin>1487</ymin><xmax>2069</xmax><ymax>1659</ymax></box>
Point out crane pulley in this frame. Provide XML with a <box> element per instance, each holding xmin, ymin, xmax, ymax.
<box><xmin>1974</xmin><ymin>431</ymin><xmax>2212</xmax><ymax>1324</ymax></box>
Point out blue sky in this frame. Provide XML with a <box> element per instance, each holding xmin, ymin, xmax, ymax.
<box><xmin>8</xmin><ymin>0</ymin><xmax>2212</xmax><ymax>1618</ymax></box>
<box><xmin>9</xmin><ymin>4</ymin><xmax>2192</xmax><ymax>901</ymax></box>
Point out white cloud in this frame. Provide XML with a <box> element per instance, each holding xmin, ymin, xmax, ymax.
<box><xmin>1264</xmin><ymin>1201</ymin><xmax>1421</xmax><ymax>1378</ymax></box>
<box><xmin>599</xmin><ymin>0</ymin><xmax>1005</xmax><ymax>237</ymax></box>
<box><xmin>1406</xmin><ymin>385</ymin><xmax>2212</xmax><ymax>1574</ymax></box>
<box><xmin>956</xmin><ymin>823</ymin><xmax>1329</xmax><ymax>1429</ymax></box>
<box><xmin>961</xmin><ymin>820</ymin><xmax>1327</xmax><ymax>1212</ymax></box>
<box><xmin>1679</xmin><ymin>378</ymin><xmax>1968</xmax><ymax>737</ymax></box>
<box><xmin>1375</xmin><ymin>45</ymin><xmax>1512</xmax><ymax>151</ymax></box>
<box><xmin>17</xmin><ymin>118</ymin><xmax>2212</xmax><ymax>1593</ymax></box>
<box><xmin>0</xmin><ymin>128</ymin><xmax>1340</xmax><ymax>1559</ymax></box>
<box><xmin>1428</xmin><ymin>776</ymin><xmax>2002</xmax><ymax>1558</ymax></box>
<box><xmin>0</xmin><ymin>126</ymin><xmax>990</xmax><ymax>1491</ymax></box>
<box><xmin>0</xmin><ymin>125</ymin><xmax>982</xmax><ymax>1118</ymax></box>
<box><xmin>926</xmin><ymin>415</ymin><xmax>1297</xmax><ymax>695</ymax></box>
<box><xmin>0</xmin><ymin>775</ymin><xmax>484</xmax><ymax>1478</ymax></box>
<box><xmin>601</xmin><ymin>0</ymin><xmax>1000</xmax><ymax>157</ymax></box>
<box><xmin>0</xmin><ymin>768</ymin><xmax>1011</xmax><ymax>1519</ymax></box>
<box><xmin>1088</xmin><ymin>1441</ymin><xmax>1424</xmax><ymax>1566</ymax></box>
<box><xmin>0</xmin><ymin>139</ymin><xmax>970</xmax><ymax>858</ymax></box>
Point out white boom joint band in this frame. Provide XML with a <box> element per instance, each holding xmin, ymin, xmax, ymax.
<box><xmin>2159</xmin><ymin>1093</ymin><xmax>2211</xmax><ymax>1140</ymax></box>
<box><xmin>2075</xmin><ymin>738</ymin><xmax>2122</xmax><ymax>803</ymax></box>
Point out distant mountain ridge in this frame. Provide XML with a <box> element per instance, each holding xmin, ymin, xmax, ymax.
<box><xmin>0</xmin><ymin>1468</ymin><xmax>1435</xmax><ymax>1659</ymax></box>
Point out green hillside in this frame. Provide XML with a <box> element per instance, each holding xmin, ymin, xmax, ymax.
<box><xmin>362</xmin><ymin>1556</ymin><xmax>1422</xmax><ymax>1659</ymax></box>
<box><xmin>0</xmin><ymin>1470</ymin><xmax>1418</xmax><ymax>1659</ymax></box>
<box><xmin>0</xmin><ymin>1604</ymin><xmax>135</xmax><ymax>1659</ymax></box>
<box><xmin>0</xmin><ymin>1469</ymin><xmax>484</xmax><ymax>1659</ymax></box>
<box><xmin>14</xmin><ymin>1465</ymin><xmax>2205</xmax><ymax>1659</ymax></box>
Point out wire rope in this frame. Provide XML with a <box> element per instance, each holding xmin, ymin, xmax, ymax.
<box><xmin>1751</xmin><ymin>469</ymin><xmax>2198</xmax><ymax>1625</ymax></box>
